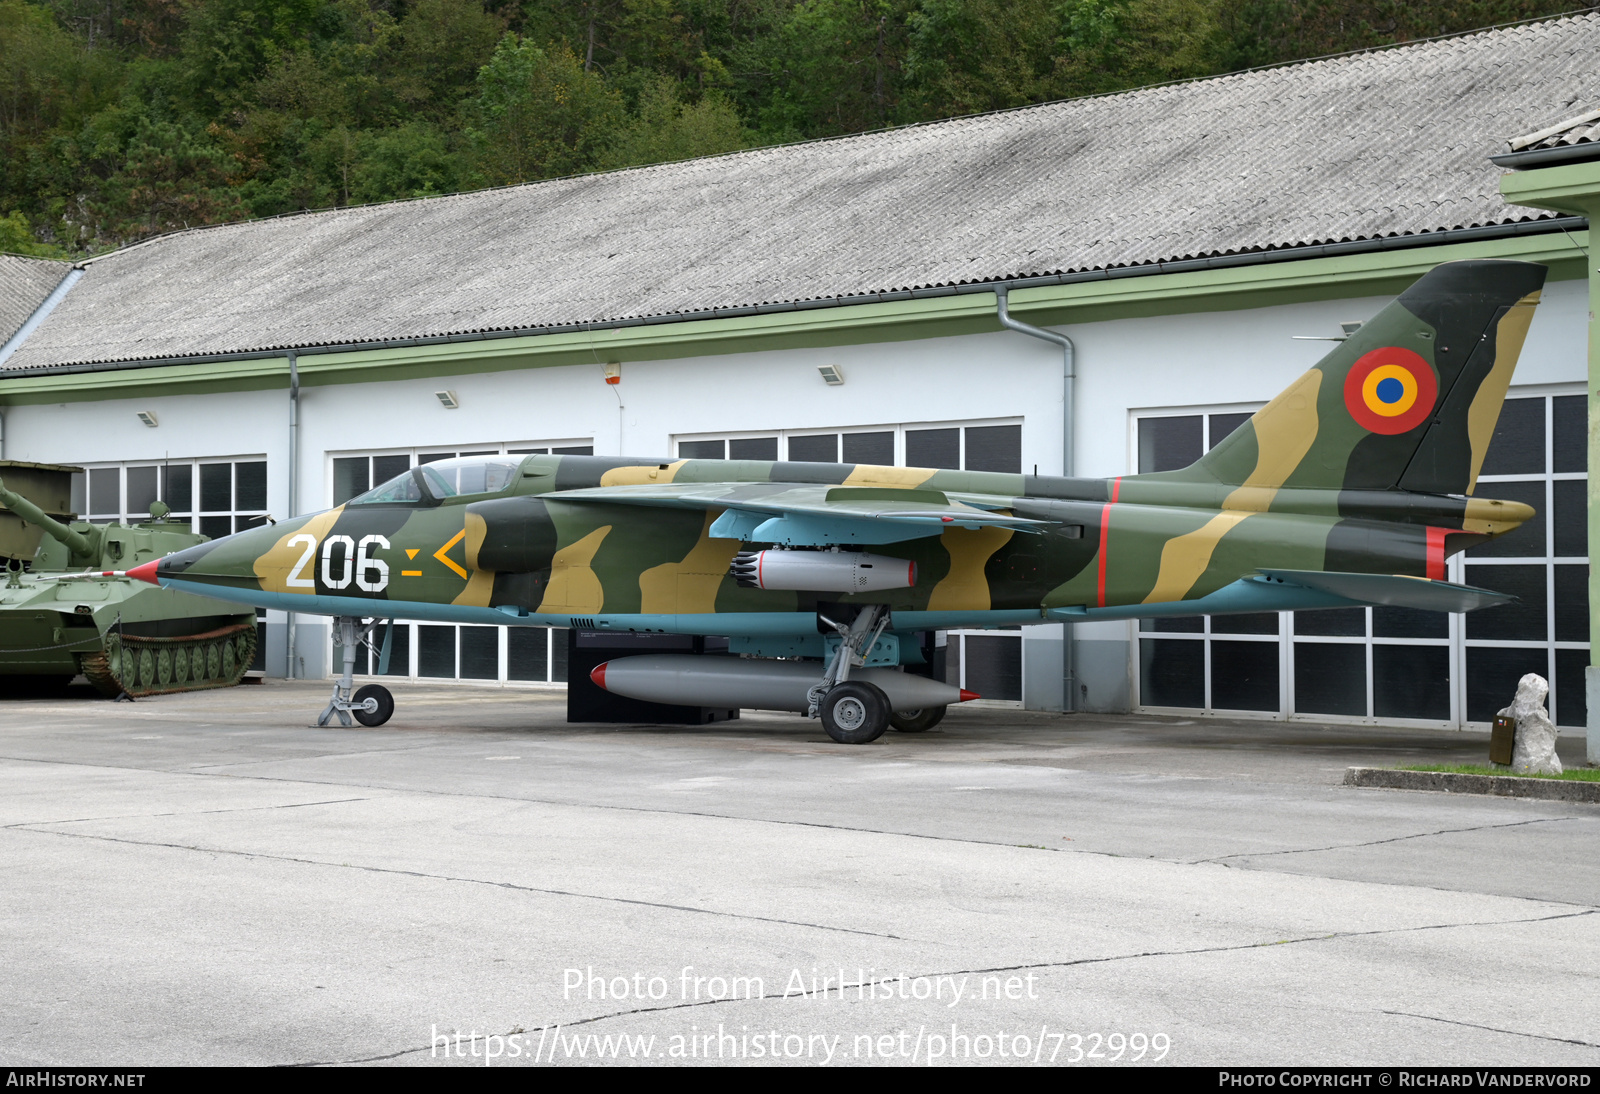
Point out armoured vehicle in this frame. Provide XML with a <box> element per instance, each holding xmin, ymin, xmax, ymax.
<box><xmin>0</xmin><ymin>468</ymin><xmax>258</xmax><ymax>697</ymax></box>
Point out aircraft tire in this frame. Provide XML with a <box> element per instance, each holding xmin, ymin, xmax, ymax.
<box><xmin>353</xmin><ymin>683</ymin><xmax>394</xmax><ymax>727</ymax></box>
<box><xmin>889</xmin><ymin>705</ymin><xmax>946</xmax><ymax>733</ymax></box>
<box><xmin>820</xmin><ymin>682</ymin><xmax>890</xmax><ymax>744</ymax></box>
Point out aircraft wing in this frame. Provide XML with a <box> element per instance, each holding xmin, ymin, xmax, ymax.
<box><xmin>1255</xmin><ymin>569</ymin><xmax>1515</xmax><ymax>613</ymax></box>
<box><xmin>547</xmin><ymin>482</ymin><xmax>1044</xmax><ymax>546</ymax></box>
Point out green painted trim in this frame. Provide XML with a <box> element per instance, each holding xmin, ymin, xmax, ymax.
<box><xmin>2</xmin><ymin>229</ymin><xmax>1587</xmax><ymax>405</ymax></box>
<box><xmin>1007</xmin><ymin>230</ymin><xmax>1588</xmax><ymax>324</ymax></box>
<box><xmin>1500</xmin><ymin>161</ymin><xmax>1600</xmax><ymax>216</ymax></box>
<box><xmin>0</xmin><ymin>356</ymin><xmax>290</xmax><ymax>405</ymax></box>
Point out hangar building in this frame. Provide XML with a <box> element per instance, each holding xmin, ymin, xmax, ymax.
<box><xmin>2</xmin><ymin>13</ymin><xmax>1598</xmax><ymax>734</ymax></box>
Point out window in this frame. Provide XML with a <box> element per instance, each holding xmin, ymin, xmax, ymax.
<box><xmin>1136</xmin><ymin>411</ymin><xmax>1254</xmax><ymax>473</ymax></box>
<box><xmin>1462</xmin><ymin>393</ymin><xmax>1587</xmax><ymax>728</ymax></box>
<box><xmin>76</xmin><ymin>457</ymin><xmax>269</xmax><ymax>534</ymax></box>
<box><xmin>337</xmin><ymin>622</ymin><xmax>569</xmax><ymax>686</ymax></box>
<box><xmin>73</xmin><ymin>457</ymin><xmax>270</xmax><ymax>672</ymax></box>
<box><xmin>675</xmin><ymin>419</ymin><xmax>1023</xmax><ymax>474</ymax></box>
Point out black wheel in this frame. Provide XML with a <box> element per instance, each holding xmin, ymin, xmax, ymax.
<box><xmin>352</xmin><ymin>683</ymin><xmax>394</xmax><ymax>727</ymax></box>
<box><xmin>820</xmin><ymin>681</ymin><xmax>890</xmax><ymax>744</ymax></box>
<box><xmin>890</xmin><ymin>705</ymin><xmax>947</xmax><ymax>732</ymax></box>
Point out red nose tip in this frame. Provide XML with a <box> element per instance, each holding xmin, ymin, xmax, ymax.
<box><xmin>126</xmin><ymin>559</ymin><xmax>161</xmax><ymax>585</ymax></box>
<box><xmin>958</xmin><ymin>689</ymin><xmax>980</xmax><ymax>702</ymax></box>
<box><xmin>589</xmin><ymin>663</ymin><xmax>608</xmax><ymax>690</ymax></box>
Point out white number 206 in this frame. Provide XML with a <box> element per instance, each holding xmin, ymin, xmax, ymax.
<box><xmin>317</xmin><ymin>534</ymin><xmax>390</xmax><ymax>593</ymax></box>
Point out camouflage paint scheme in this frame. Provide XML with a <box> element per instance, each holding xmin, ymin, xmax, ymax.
<box><xmin>145</xmin><ymin>260</ymin><xmax>1546</xmax><ymax>660</ymax></box>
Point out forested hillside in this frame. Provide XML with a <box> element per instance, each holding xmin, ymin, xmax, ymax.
<box><xmin>0</xmin><ymin>0</ymin><xmax>1588</xmax><ymax>257</ymax></box>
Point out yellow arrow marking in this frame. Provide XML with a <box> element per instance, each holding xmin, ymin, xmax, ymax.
<box><xmin>401</xmin><ymin>570</ymin><xmax>422</xmax><ymax>577</ymax></box>
<box><xmin>433</xmin><ymin>529</ymin><xmax>469</xmax><ymax>579</ymax></box>
<box><xmin>405</xmin><ymin>548</ymin><xmax>420</xmax><ymax>560</ymax></box>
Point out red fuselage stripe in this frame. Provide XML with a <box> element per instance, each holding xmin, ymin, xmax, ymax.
<box><xmin>1096</xmin><ymin>478</ymin><xmax>1122</xmax><ymax>608</ymax></box>
<box><xmin>1426</xmin><ymin>526</ymin><xmax>1448</xmax><ymax>581</ymax></box>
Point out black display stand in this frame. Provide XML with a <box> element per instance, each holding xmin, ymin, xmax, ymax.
<box><xmin>565</xmin><ymin>630</ymin><xmax>740</xmax><ymax>725</ymax></box>
<box><xmin>906</xmin><ymin>630</ymin><xmax>948</xmax><ymax>683</ymax></box>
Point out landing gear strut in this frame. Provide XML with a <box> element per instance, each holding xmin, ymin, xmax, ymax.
<box><xmin>809</xmin><ymin>605</ymin><xmax>892</xmax><ymax>744</ymax></box>
<box><xmin>318</xmin><ymin>616</ymin><xmax>394</xmax><ymax>727</ymax></box>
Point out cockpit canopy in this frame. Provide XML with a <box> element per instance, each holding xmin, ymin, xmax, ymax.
<box><xmin>347</xmin><ymin>455</ymin><xmax>523</xmax><ymax>506</ymax></box>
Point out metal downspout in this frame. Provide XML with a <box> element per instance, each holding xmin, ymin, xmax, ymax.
<box><xmin>996</xmin><ymin>286</ymin><xmax>1077</xmax><ymax>713</ymax></box>
<box><xmin>286</xmin><ymin>350</ymin><xmax>299</xmax><ymax>679</ymax></box>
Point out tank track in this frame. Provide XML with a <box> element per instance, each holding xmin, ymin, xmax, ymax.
<box><xmin>81</xmin><ymin>622</ymin><xmax>257</xmax><ymax>698</ymax></box>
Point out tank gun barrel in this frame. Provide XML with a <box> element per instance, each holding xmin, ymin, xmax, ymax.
<box><xmin>0</xmin><ymin>475</ymin><xmax>93</xmax><ymax>557</ymax></box>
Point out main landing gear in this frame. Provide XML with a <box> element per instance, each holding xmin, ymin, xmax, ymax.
<box><xmin>810</xmin><ymin>605</ymin><xmax>896</xmax><ymax>745</ymax></box>
<box><xmin>318</xmin><ymin>616</ymin><xmax>394</xmax><ymax>727</ymax></box>
<box><xmin>889</xmin><ymin>706</ymin><xmax>947</xmax><ymax>733</ymax></box>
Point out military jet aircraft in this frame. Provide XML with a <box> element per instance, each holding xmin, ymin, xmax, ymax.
<box><xmin>126</xmin><ymin>259</ymin><xmax>1544</xmax><ymax>742</ymax></box>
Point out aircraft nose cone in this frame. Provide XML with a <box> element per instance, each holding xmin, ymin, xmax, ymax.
<box><xmin>126</xmin><ymin>559</ymin><xmax>161</xmax><ymax>585</ymax></box>
<box><xmin>590</xmin><ymin>663</ymin><xmax>609</xmax><ymax>690</ymax></box>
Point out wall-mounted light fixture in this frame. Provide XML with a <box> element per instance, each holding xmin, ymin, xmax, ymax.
<box><xmin>136</xmin><ymin>411</ymin><xmax>158</xmax><ymax>427</ymax></box>
<box><xmin>435</xmin><ymin>390</ymin><xmax>460</xmax><ymax>409</ymax></box>
<box><xmin>818</xmin><ymin>364</ymin><xmax>844</xmax><ymax>386</ymax></box>
<box><xmin>604</xmin><ymin>362</ymin><xmax>621</xmax><ymax>385</ymax></box>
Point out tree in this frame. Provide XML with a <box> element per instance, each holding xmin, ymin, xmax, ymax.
<box><xmin>179</xmin><ymin>0</ymin><xmax>339</xmax><ymax>110</ymax></box>
<box><xmin>348</xmin><ymin>120</ymin><xmax>464</xmax><ymax>201</ymax></box>
<box><xmin>1044</xmin><ymin>0</ymin><xmax>1224</xmax><ymax>98</ymax></box>
<box><xmin>602</xmin><ymin>72</ymin><xmax>744</xmax><ymax>167</ymax></box>
<box><xmin>0</xmin><ymin>208</ymin><xmax>67</xmax><ymax>255</ymax></box>
<box><xmin>390</xmin><ymin>0</ymin><xmax>503</xmax><ymax>114</ymax></box>
<box><xmin>734</xmin><ymin>0</ymin><xmax>914</xmax><ymax>140</ymax></box>
<box><xmin>467</xmin><ymin>36</ymin><xmax>625</xmax><ymax>184</ymax></box>
<box><xmin>901</xmin><ymin>0</ymin><xmax>1062</xmax><ymax>117</ymax></box>
<box><xmin>1216</xmin><ymin>0</ymin><xmax>1595</xmax><ymax>70</ymax></box>
<box><xmin>91</xmin><ymin>115</ymin><xmax>246</xmax><ymax>239</ymax></box>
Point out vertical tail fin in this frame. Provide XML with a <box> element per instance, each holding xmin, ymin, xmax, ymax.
<box><xmin>1179</xmin><ymin>259</ymin><xmax>1547</xmax><ymax>501</ymax></box>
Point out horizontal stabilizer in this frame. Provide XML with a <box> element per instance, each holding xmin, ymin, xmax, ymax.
<box><xmin>1255</xmin><ymin>569</ymin><xmax>1514</xmax><ymax>613</ymax></box>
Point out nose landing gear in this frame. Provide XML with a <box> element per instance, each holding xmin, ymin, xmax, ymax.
<box><xmin>317</xmin><ymin>616</ymin><xmax>395</xmax><ymax>727</ymax></box>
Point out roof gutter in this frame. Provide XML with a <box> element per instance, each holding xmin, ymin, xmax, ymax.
<box><xmin>1490</xmin><ymin>144</ymin><xmax>1600</xmax><ymax>169</ymax></box>
<box><xmin>1</xmin><ymin>216</ymin><xmax>1586</xmax><ymax>378</ymax></box>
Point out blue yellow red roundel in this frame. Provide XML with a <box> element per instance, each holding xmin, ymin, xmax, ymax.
<box><xmin>1343</xmin><ymin>347</ymin><xmax>1437</xmax><ymax>434</ymax></box>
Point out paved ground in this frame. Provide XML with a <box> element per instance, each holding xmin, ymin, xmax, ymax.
<box><xmin>2</xmin><ymin>680</ymin><xmax>1596</xmax><ymax>1067</ymax></box>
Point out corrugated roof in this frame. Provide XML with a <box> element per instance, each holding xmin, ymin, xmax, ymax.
<box><xmin>7</xmin><ymin>13</ymin><xmax>1599</xmax><ymax>373</ymax></box>
<box><xmin>1509</xmin><ymin>104</ymin><xmax>1600</xmax><ymax>150</ymax></box>
<box><xmin>0</xmin><ymin>255</ymin><xmax>72</xmax><ymax>349</ymax></box>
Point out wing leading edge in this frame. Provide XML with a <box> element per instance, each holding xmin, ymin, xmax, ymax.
<box><xmin>547</xmin><ymin>482</ymin><xmax>1042</xmax><ymax>546</ymax></box>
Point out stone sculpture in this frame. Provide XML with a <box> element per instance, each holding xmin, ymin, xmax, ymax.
<box><xmin>1498</xmin><ymin>673</ymin><xmax>1563</xmax><ymax>776</ymax></box>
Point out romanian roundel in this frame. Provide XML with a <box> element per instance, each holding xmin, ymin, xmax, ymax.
<box><xmin>1343</xmin><ymin>346</ymin><xmax>1438</xmax><ymax>435</ymax></box>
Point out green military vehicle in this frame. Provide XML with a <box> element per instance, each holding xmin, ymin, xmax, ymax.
<box><xmin>0</xmin><ymin>463</ymin><xmax>258</xmax><ymax>697</ymax></box>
